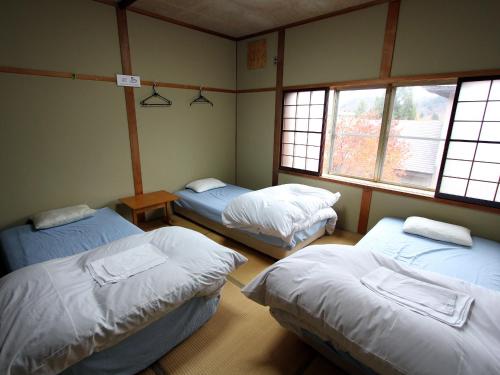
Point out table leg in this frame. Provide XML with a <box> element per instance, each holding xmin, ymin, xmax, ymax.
<box><xmin>132</xmin><ymin>210</ymin><xmax>138</xmax><ymax>225</ymax></box>
<box><xmin>163</xmin><ymin>202</ymin><xmax>172</xmax><ymax>225</ymax></box>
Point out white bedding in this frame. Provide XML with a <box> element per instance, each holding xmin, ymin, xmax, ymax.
<box><xmin>0</xmin><ymin>227</ymin><xmax>247</xmax><ymax>375</ymax></box>
<box><xmin>221</xmin><ymin>184</ymin><xmax>340</xmax><ymax>244</ymax></box>
<box><xmin>242</xmin><ymin>245</ymin><xmax>500</xmax><ymax>375</ymax></box>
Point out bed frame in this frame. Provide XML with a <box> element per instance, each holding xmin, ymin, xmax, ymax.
<box><xmin>174</xmin><ymin>206</ymin><xmax>325</xmax><ymax>259</ymax></box>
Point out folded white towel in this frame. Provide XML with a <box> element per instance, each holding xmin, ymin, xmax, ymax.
<box><xmin>88</xmin><ymin>243</ymin><xmax>168</xmax><ymax>286</ymax></box>
<box><xmin>361</xmin><ymin>267</ymin><xmax>474</xmax><ymax>327</ymax></box>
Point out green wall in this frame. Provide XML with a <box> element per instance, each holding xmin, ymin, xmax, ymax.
<box><xmin>236</xmin><ymin>92</ymin><xmax>275</xmax><ymax>189</ymax></box>
<box><xmin>235</xmin><ymin>0</ymin><xmax>500</xmax><ymax>240</ymax></box>
<box><xmin>284</xmin><ymin>4</ymin><xmax>387</xmax><ymax>86</ymax></box>
<box><xmin>128</xmin><ymin>11</ymin><xmax>237</xmax><ymax>192</ymax></box>
<box><xmin>0</xmin><ymin>0</ymin><xmax>121</xmax><ymax>75</ymax></box>
<box><xmin>0</xmin><ymin>0</ymin><xmax>236</xmax><ymax>229</ymax></box>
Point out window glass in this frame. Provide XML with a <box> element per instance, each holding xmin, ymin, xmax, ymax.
<box><xmin>329</xmin><ymin>88</ymin><xmax>386</xmax><ymax>179</ymax></box>
<box><xmin>436</xmin><ymin>77</ymin><xmax>500</xmax><ymax>208</ymax></box>
<box><xmin>280</xmin><ymin>89</ymin><xmax>328</xmax><ymax>174</ymax></box>
<box><xmin>381</xmin><ymin>85</ymin><xmax>456</xmax><ymax>189</ymax></box>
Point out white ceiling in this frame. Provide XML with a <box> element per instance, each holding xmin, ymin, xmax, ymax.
<box><xmin>129</xmin><ymin>0</ymin><xmax>375</xmax><ymax>38</ymax></box>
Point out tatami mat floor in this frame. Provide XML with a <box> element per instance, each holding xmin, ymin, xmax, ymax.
<box><xmin>136</xmin><ymin>215</ymin><xmax>361</xmax><ymax>375</ymax></box>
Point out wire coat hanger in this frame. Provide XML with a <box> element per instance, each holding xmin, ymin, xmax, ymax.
<box><xmin>140</xmin><ymin>82</ymin><xmax>172</xmax><ymax>107</ymax></box>
<box><xmin>190</xmin><ymin>87</ymin><xmax>213</xmax><ymax>107</ymax></box>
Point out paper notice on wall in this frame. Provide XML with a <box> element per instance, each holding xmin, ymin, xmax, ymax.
<box><xmin>116</xmin><ymin>74</ymin><xmax>141</xmax><ymax>87</ymax></box>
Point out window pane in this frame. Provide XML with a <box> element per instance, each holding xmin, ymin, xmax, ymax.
<box><xmin>297</xmin><ymin>91</ymin><xmax>310</xmax><ymax>105</ymax></box>
<box><xmin>306</xmin><ymin>159</ymin><xmax>319</xmax><ymax>171</ymax></box>
<box><xmin>382</xmin><ymin>139</ymin><xmax>444</xmax><ymax>188</ymax></box>
<box><xmin>309</xmin><ymin>119</ymin><xmax>323</xmax><ymax>132</ymax></box>
<box><xmin>496</xmin><ymin>188</ymin><xmax>500</xmax><ymax>202</ymax></box>
<box><xmin>458</xmin><ymin>80</ymin><xmax>491</xmax><ymax>101</ymax></box>
<box><xmin>293</xmin><ymin>157</ymin><xmax>305</xmax><ymax>169</ymax></box>
<box><xmin>437</xmin><ymin>77</ymin><xmax>500</xmax><ymax>207</ymax></box>
<box><xmin>307</xmin><ymin>146</ymin><xmax>320</xmax><ymax>159</ymax></box>
<box><xmin>475</xmin><ymin>143</ymin><xmax>500</xmax><ymax>163</ymax></box>
<box><xmin>470</xmin><ymin>162</ymin><xmax>500</xmax><ymax>182</ymax></box>
<box><xmin>455</xmin><ymin>102</ymin><xmax>487</xmax><ymax>121</ymax></box>
<box><xmin>382</xmin><ymin>84</ymin><xmax>456</xmax><ymax>189</ymax></box>
<box><xmin>443</xmin><ymin>159</ymin><xmax>472</xmax><ymax>179</ymax></box>
<box><xmin>479</xmin><ymin>122</ymin><xmax>500</xmax><ymax>142</ymax></box>
<box><xmin>296</xmin><ymin>118</ymin><xmax>308</xmax><ymax>131</ymax></box>
<box><xmin>311</xmin><ymin>90</ymin><xmax>325</xmax><ymax>104</ymax></box>
<box><xmin>330</xmin><ymin>88</ymin><xmax>386</xmax><ymax>179</ymax></box>
<box><xmin>447</xmin><ymin>141</ymin><xmax>476</xmax><ymax>160</ymax></box>
<box><xmin>282</xmin><ymin>131</ymin><xmax>294</xmax><ymax>143</ymax></box>
<box><xmin>310</xmin><ymin>105</ymin><xmax>324</xmax><ymax>118</ymax></box>
<box><xmin>466</xmin><ymin>180</ymin><xmax>496</xmax><ymax>200</ymax></box>
<box><xmin>284</xmin><ymin>92</ymin><xmax>297</xmax><ymax>105</ymax></box>
<box><xmin>280</xmin><ymin>89</ymin><xmax>328</xmax><ymax>174</ymax></box>
<box><xmin>489</xmin><ymin>80</ymin><xmax>500</xmax><ymax>100</ymax></box>
<box><xmin>295</xmin><ymin>132</ymin><xmax>307</xmax><ymax>144</ymax></box>
<box><xmin>294</xmin><ymin>144</ymin><xmax>307</xmax><ymax>157</ymax></box>
<box><xmin>308</xmin><ymin>133</ymin><xmax>321</xmax><ymax>146</ymax></box>
<box><xmin>282</xmin><ymin>143</ymin><xmax>293</xmax><ymax>155</ymax></box>
<box><xmin>283</xmin><ymin>119</ymin><xmax>295</xmax><ymax>130</ymax></box>
<box><xmin>450</xmin><ymin>121</ymin><xmax>481</xmax><ymax>140</ymax></box>
<box><xmin>440</xmin><ymin>177</ymin><xmax>467</xmax><ymax>196</ymax></box>
<box><xmin>484</xmin><ymin>101</ymin><xmax>500</xmax><ymax>121</ymax></box>
<box><xmin>281</xmin><ymin>155</ymin><xmax>293</xmax><ymax>167</ymax></box>
<box><xmin>283</xmin><ymin>106</ymin><xmax>296</xmax><ymax>118</ymax></box>
<box><xmin>296</xmin><ymin>105</ymin><xmax>309</xmax><ymax>118</ymax></box>
<box><xmin>331</xmin><ymin>135</ymin><xmax>380</xmax><ymax>179</ymax></box>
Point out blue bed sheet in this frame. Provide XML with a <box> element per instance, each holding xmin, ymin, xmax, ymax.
<box><xmin>356</xmin><ymin>217</ymin><xmax>500</xmax><ymax>291</ymax></box>
<box><xmin>174</xmin><ymin>184</ymin><xmax>326</xmax><ymax>249</ymax></box>
<box><xmin>61</xmin><ymin>295</ymin><xmax>219</xmax><ymax>375</ymax></box>
<box><xmin>0</xmin><ymin>207</ymin><xmax>142</xmax><ymax>273</ymax></box>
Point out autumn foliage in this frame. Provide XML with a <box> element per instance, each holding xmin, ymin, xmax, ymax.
<box><xmin>331</xmin><ymin>111</ymin><xmax>409</xmax><ymax>181</ymax></box>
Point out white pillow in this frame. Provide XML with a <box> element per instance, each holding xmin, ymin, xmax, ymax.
<box><xmin>185</xmin><ymin>178</ymin><xmax>226</xmax><ymax>193</ymax></box>
<box><xmin>31</xmin><ymin>204</ymin><xmax>96</xmax><ymax>230</ymax></box>
<box><xmin>403</xmin><ymin>216</ymin><xmax>472</xmax><ymax>247</ymax></box>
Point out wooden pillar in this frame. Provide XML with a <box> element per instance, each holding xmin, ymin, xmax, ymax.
<box><xmin>116</xmin><ymin>7</ymin><xmax>143</xmax><ymax>195</ymax></box>
<box><xmin>272</xmin><ymin>29</ymin><xmax>285</xmax><ymax>186</ymax></box>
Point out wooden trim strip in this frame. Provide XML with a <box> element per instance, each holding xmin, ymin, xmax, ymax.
<box><xmin>272</xmin><ymin>30</ymin><xmax>285</xmax><ymax>186</ymax></box>
<box><xmin>141</xmin><ymin>80</ymin><xmax>235</xmax><ymax>93</ymax></box>
<box><xmin>236</xmin><ymin>0</ymin><xmax>389</xmax><ymax>41</ymax></box>
<box><xmin>116</xmin><ymin>7</ymin><xmax>143</xmax><ymax>196</ymax></box>
<box><xmin>379</xmin><ymin>0</ymin><xmax>400</xmax><ymax>79</ymax></box>
<box><xmin>0</xmin><ymin>66</ymin><xmax>237</xmax><ymax>92</ymax></box>
<box><xmin>0</xmin><ymin>66</ymin><xmax>114</xmax><ymax>82</ymax></box>
<box><xmin>237</xmin><ymin>87</ymin><xmax>277</xmax><ymax>94</ymax></box>
<box><xmin>283</xmin><ymin>68</ymin><xmax>500</xmax><ymax>91</ymax></box>
<box><xmin>357</xmin><ymin>189</ymin><xmax>373</xmax><ymax>234</ymax></box>
<box><xmin>279</xmin><ymin>170</ymin><xmax>500</xmax><ymax>215</ymax></box>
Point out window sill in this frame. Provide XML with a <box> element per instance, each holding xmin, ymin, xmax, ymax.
<box><xmin>278</xmin><ymin>169</ymin><xmax>500</xmax><ymax>214</ymax></box>
<box><xmin>321</xmin><ymin>174</ymin><xmax>435</xmax><ymax>198</ymax></box>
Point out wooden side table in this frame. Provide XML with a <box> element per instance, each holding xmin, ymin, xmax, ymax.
<box><xmin>120</xmin><ymin>190</ymin><xmax>179</xmax><ymax>226</ymax></box>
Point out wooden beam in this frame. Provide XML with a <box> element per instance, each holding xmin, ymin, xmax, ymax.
<box><xmin>357</xmin><ymin>189</ymin><xmax>373</xmax><ymax>234</ymax></box>
<box><xmin>236</xmin><ymin>0</ymin><xmax>389</xmax><ymax>41</ymax></box>
<box><xmin>272</xmin><ymin>29</ymin><xmax>285</xmax><ymax>186</ymax></box>
<box><xmin>118</xmin><ymin>0</ymin><xmax>138</xmax><ymax>9</ymax></box>
<box><xmin>379</xmin><ymin>0</ymin><xmax>400</xmax><ymax>79</ymax></box>
<box><xmin>116</xmin><ymin>7</ymin><xmax>143</xmax><ymax>196</ymax></box>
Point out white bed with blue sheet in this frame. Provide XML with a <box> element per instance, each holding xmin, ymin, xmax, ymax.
<box><xmin>243</xmin><ymin>217</ymin><xmax>500</xmax><ymax>375</ymax></box>
<box><xmin>0</xmin><ymin>207</ymin><xmax>246</xmax><ymax>375</ymax></box>
<box><xmin>174</xmin><ymin>183</ymin><xmax>337</xmax><ymax>259</ymax></box>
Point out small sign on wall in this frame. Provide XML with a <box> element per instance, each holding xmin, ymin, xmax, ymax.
<box><xmin>116</xmin><ymin>74</ymin><xmax>141</xmax><ymax>87</ymax></box>
<box><xmin>247</xmin><ymin>39</ymin><xmax>267</xmax><ymax>70</ymax></box>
